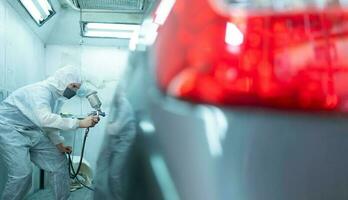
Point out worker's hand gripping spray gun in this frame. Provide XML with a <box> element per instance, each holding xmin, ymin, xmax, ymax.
<box><xmin>68</xmin><ymin>91</ymin><xmax>105</xmax><ymax>189</ymax></box>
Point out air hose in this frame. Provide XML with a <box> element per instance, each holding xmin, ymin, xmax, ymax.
<box><xmin>67</xmin><ymin>127</ymin><xmax>95</xmax><ymax>191</ymax></box>
<box><xmin>66</xmin><ymin>110</ymin><xmax>104</xmax><ymax>192</ymax></box>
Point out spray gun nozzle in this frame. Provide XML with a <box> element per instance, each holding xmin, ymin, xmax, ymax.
<box><xmin>88</xmin><ymin>110</ymin><xmax>106</xmax><ymax>117</ymax></box>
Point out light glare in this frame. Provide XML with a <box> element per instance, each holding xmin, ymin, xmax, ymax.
<box><xmin>154</xmin><ymin>0</ymin><xmax>176</xmax><ymax>25</ymax></box>
<box><xmin>150</xmin><ymin>155</ymin><xmax>180</xmax><ymax>200</ymax></box>
<box><xmin>20</xmin><ymin>0</ymin><xmax>43</xmax><ymax>23</ymax></box>
<box><xmin>225</xmin><ymin>22</ymin><xmax>244</xmax><ymax>46</ymax></box>
<box><xmin>84</xmin><ymin>23</ymin><xmax>141</xmax><ymax>39</ymax></box>
<box><xmin>85</xmin><ymin>31</ymin><xmax>136</xmax><ymax>39</ymax></box>
<box><xmin>86</xmin><ymin>23</ymin><xmax>140</xmax><ymax>32</ymax></box>
<box><xmin>37</xmin><ymin>0</ymin><xmax>53</xmax><ymax>16</ymax></box>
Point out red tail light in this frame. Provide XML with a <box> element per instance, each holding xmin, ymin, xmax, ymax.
<box><xmin>154</xmin><ymin>0</ymin><xmax>348</xmax><ymax>112</ymax></box>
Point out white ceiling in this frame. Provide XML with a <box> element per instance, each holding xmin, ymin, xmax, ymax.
<box><xmin>6</xmin><ymin>0</ymin><xmax>152</xmax><ymax>48</ymax></box>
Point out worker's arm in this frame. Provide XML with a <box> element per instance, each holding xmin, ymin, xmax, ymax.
<box><xmin>45</xmin><ymin>129</ymin><xmax>65</xmax><ymax>145</ymax></box>
<box><xmin>34</xmin><ymin>104</ymin><xmax>80</xmax><ymax>130</ymax></box>
<box><xmin>31</xmin><ymin>88</ymin><xmax>99</xmax><ymax>130</ymax></box>
<box><xmin>47</xmin><ymin>130</ymin><xmax>72</xmax><ymax>153</ymax></box>
<box><xmin>35</xmin><ymin>105</ymin><xmax>99</xmax><ymax>130</ymax></box>
<box><xmin>56</xmin><ymin>143</ymin><xmax>72</xmax><ymax>153</ymax></box>
<box><xmin>32</xmin><ymin>90</ymin><xmax>99</xmax><ymax>130</ymax></box>
<box><xmin>44</xmin><ymin>129</ymin><xmax>72</xmax><ymax>153</ymax></box>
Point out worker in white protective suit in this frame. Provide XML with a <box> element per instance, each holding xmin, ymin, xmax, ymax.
<box><xmin>0</xmin><ymin>66</ymin><xmax>100</xmax><ymax>200</ymax></box>
<box><xmin>94</xmin><ymin>85</ymin><xmax>136</xmax><ymax>200</ymax></box>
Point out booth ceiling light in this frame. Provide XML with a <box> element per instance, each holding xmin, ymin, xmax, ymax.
<box><xmin>18</xmin><ymin>0</ymin><xmax>55</xmax><ymax>26</ymax></box>
<box><xmin>83</xmin><ymin>23</ymin><xmax>141</xmax><ymax>39</ymax></box>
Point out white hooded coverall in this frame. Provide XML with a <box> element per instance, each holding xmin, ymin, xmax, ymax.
<box><xmin>0</xmin><ymin>66</ymin><xmax>81</xmax><ymax>200</ymax></box>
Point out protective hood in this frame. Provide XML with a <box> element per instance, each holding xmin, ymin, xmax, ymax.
<box><xmin>45</xmin><ymin>65</ymin><xmax>82</xmax><ymax>95</ymax></box>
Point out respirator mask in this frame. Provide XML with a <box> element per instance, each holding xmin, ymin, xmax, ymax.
<box><xmin>63</xmin><ymin>87</ymin><xmax>77</xmax><ymax>99</ymax></box>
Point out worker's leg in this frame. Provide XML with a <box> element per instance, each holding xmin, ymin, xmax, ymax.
<box><xmin>30</xmin><ymin>135</ymin><xmax>70</xmax><ymax>200</ymax></box>
<box><xmin>0</xmin><ymin>126</ymin><xmax>33</xmax><ymax>200</ymax></box>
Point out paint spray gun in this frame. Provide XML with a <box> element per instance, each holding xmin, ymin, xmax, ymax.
<box><xmin>68</xmin><ymin>90</ymin><xmax>106</xmax><ymax>190</ymax></box>
<box><xmin>86</xmin><ymin>91</ymin><xmax>106</xmax><ymax>117</ymax></box>
<box><xmin>60</xmin><ymin>90</ymin><xmax>106</xmax><ymax>119</ymax></box>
